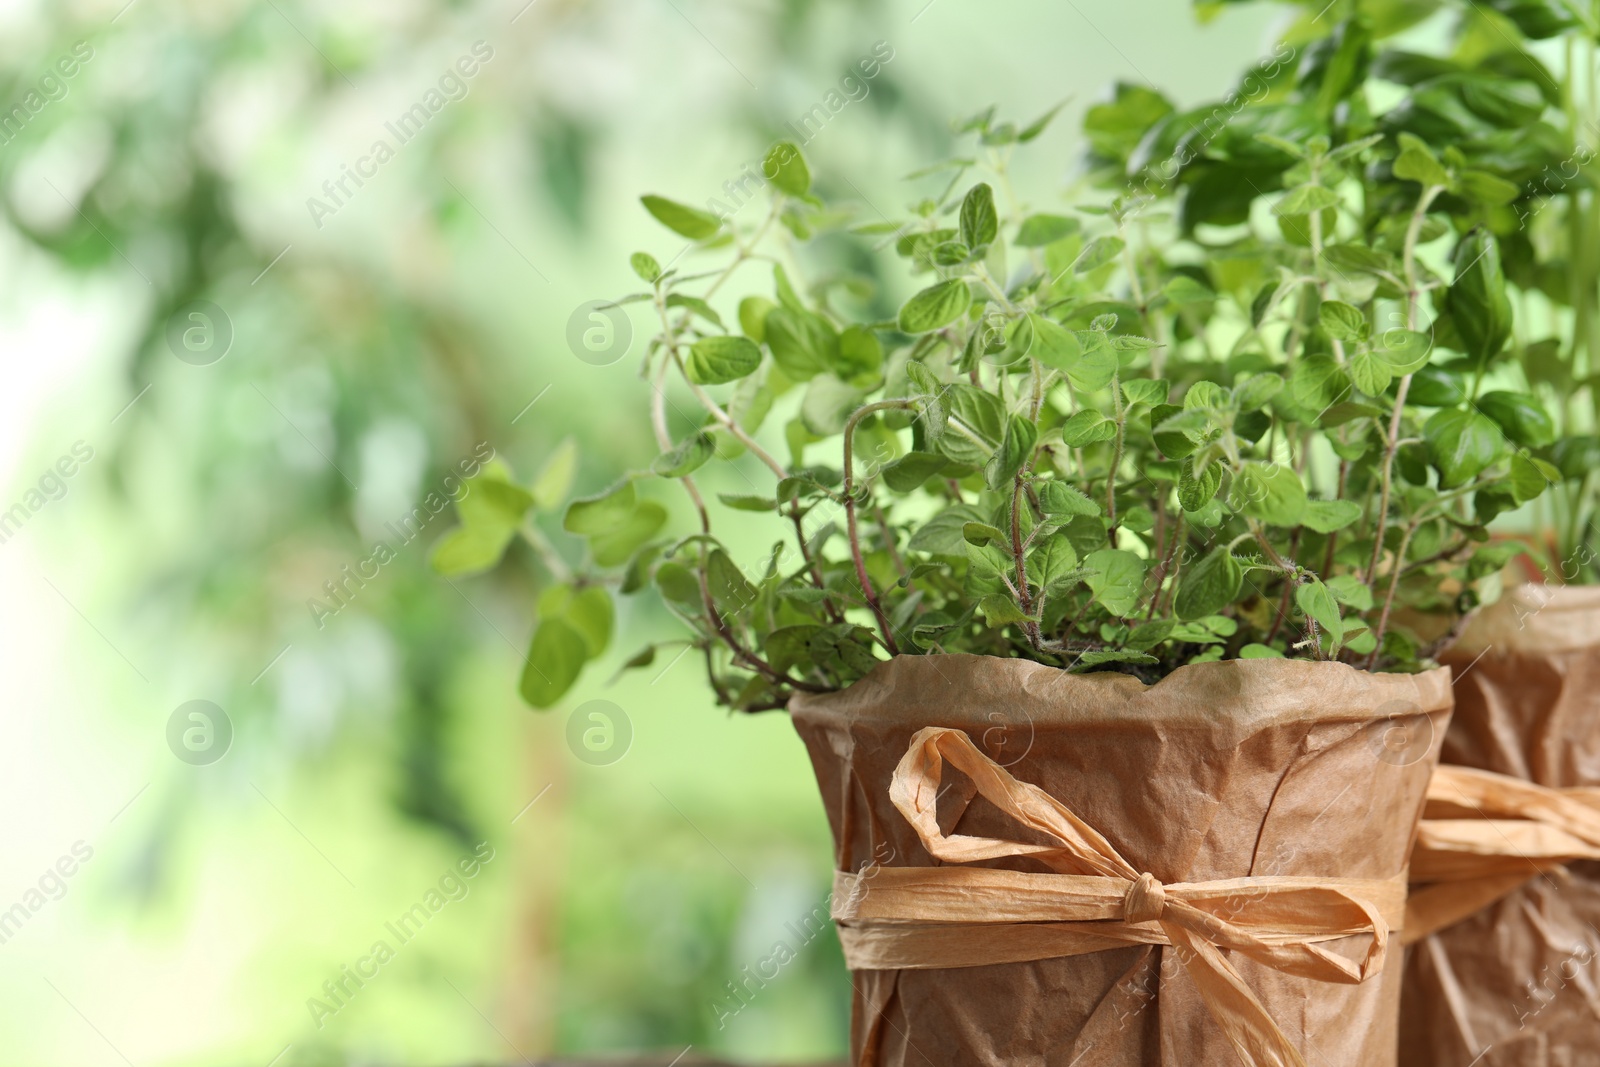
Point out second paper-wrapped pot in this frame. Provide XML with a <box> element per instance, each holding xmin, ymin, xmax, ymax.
<box><xmin>1401</xmin><ymin>584</ymin><xmax>1600</xmax><ymax>1066</ymax></box>
<box><xmin>789</xmin><ymin>654</ymin><xmax>1452</xmax><ymax>1067</ymax></box>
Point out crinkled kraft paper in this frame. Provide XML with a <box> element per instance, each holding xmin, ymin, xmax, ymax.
<box><xmin>1402</xmin><ymin>585</ymin><xmax>1600</xmax><ymax>1066</ymax></box>
<box><xmin>790</xmin><ymin>654</ymin><xmax>1451</xmax><ymax>1066</ymax></box>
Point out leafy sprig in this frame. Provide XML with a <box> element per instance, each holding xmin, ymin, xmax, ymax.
<box><xmin>436</xmin><ymin>21</ymin><xmax>1564</xmax><ymax>709</ymax></box>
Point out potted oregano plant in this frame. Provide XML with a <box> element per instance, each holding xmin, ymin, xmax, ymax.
<box><xmin>1181</xmin><ymin>2</ymin><xmax>1600</xmax><ymax>1061</ymax></box>
<box><xmin>431</xmin><ymin>14</ymin><xmax>1561</xmax><ymax>1061</ymax></box>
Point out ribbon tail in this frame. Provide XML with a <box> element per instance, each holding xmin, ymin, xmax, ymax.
<box><xmin>1165</xmin><ymin>922</ymin><xmax>1308</xmax><ymax>1067</ymax></box>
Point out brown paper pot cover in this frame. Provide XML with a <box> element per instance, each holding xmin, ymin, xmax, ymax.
<box><xmin>1401</xmin><ymin>585</ymin><xmax>1600</xmax><ymax>1066</ymax></box>
<box><xmin>789</xmin><ymin>654</ymin><xmax>1452</xmax><ymax>1067</ymax></box>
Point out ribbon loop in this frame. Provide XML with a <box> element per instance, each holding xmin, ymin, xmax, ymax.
<box><xmin>1407</xmin><ymin>765</ymin><xmax>1600</xmax><ymax>943</ymax></box>
<box><xmin>836</xmin><ymin>726</ymin><xmax>1402</xmax><ymax>1067</ymax></box>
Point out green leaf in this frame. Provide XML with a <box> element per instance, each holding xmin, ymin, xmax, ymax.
<box><xmin>881</xmin><ymin>451</ymin><xmax>948</xmax><ymax>492</ymax></box>
<box><xmin>564</xmin><ymin>481</ymin><xmax>636</xmax><ymax>535</ymax></box>
<box><xmin>1457</xmin><ymin>169</ymin><xmax>1520</xmax><ymax>206</ymax></box>
<box><xmin>641</xmin><ymin>194</ymin><xmax>721</xmax><ymax>239</ymax></box>
<box><xmin>1318</xmin><ymin>300</ymin><xmax>1368</xmax><ymax>342</ymax></box>
<box><xmin>653</xmin><ymin>432</ymin><xmax>716</xmax><ymax>478</ymax></box>
<box><xmin>1350</xmin><ymin>350</ymin><xmax>1393</xmax><ymax>397</ymax></box>
<box><xmin>1301</xmin><ymin>499</ymin><xmax>1362</xmax><ymax>533</ymax></box>
<box><xmin>539</xmin><ymin>583</ymin><xmax>614</xmax><ymax>658</ymax></box>
<box><xmin>938</xmin><ymin>384</ymin><xmax>1005</xmax><ymax>466</ymax></box>
<box><xmin>520</xmin><ymin>618</ymin><xmax>589</xmax><ymax>708</ymax></box>
<box><xmin>1509</xmin><ymin>452</ymin><xmax>1556</xmax><ymax>504</ymax></box>
<box><xmin>1029</xmin><ymin>314</ymin><xmax>1082</xmax><ymax>370</ymax></box>
<box><xmin>898</xmin><ymin>279</ymin><xmax>972</xmax><ymax>334</ymax></box>
<box><xmin>739</xmin><ymin>296</ymin><xmax>776</xmax><ymax>344</ymax></box>
<box><xmin>1296</xmin><ymin>579</ymin><xmax>1343</xmax><ymax>646</ymax></box>
<box><xmin>1291</xmin><ymin>355</ymin><xmax>1350</xmax><ymax>410</ymax></box>
<box><xmin>1233</xmin><ymin>462</ymin><xmax>1308</xmax><ymax>527</ymax></box>
<box><xmin>907</xmin><ymin>504</ymin><xmax>986</xmax><ymax>557</ymax></box>
<box><xmin>961</xmin><ymin>521</ymin><xmax>1008</xmax><ymax>548</ymax></box>
<box><xmin>1018</xmin><ymin>100</ymin><xmax>1067</xmax><ymax>142</ymax></box>
<box><xmin>838</xmin><ymin>324</ymin><xmax>884</xmax><ymax>383</ymax></box>
<box><xmin>1372</xmin><ymin>328</ymin><xmax>1432</xmax><ymax>373</ymax></box>
<box><xmin>1084</xmin><ymin>548</ymin><xmax>1144</xmax><ymax>617</ymax></box>
<box><xmin>717</xmin><ymin>493</ymin><xmax>778</xmax><ymax>511</ymax></box>
<box><xmin>1178</xmin><ymin>458</ymin><xmax>1222</xmax><ymax>513</ymax></box>
<box><xmin>1392</xmin><ymin>133</ymin><xmax>1450</xmax><ymax>187</ymax></box>
<box><xmin>1274</xmin><ymin>184</ymin><xmax>1341</xmax><ymax>216</ymax></box>
<box><xmin>1060</xmin><ymin>409</ymin><xmax>1118</xmax><ymax>447</ymax></box>
<box><xmin>1039</xmin><ymin>480</ymin><xmax>1101</xmax><ymax>518</ymax></box>
<box><xmin>1122</xmin><ymin>378</ymin><xmax>1170</xmax><ymax>408</ymax></box>
<box><xmin>1424</xmin><ymin>408</ymin><xmax>1504</xmax><ymax>488</ymax></box>
<box><xmin>687</xmin><ymin>335</ymin><xmax>761</xmax><ymax>385</ymax></box>
<box><xmin>1075</xmin><ymin>236</ymin><xmax>1125</xmax><ymax>274</ymax></box>
<box><xmin>532</xmin><ymin>440</ymin><xmax>579</xmax><ymax>511</ymax></box>
<box><xmin>707</xmin><ymin>549</ymin><xmax>757</xmax><ymax>614</ymax></box>
<box><xmin>977</xmin><ymin>594</ymin><xmax>1030</xmax><ymax>627</ymax></box>
<box><xmin>959</xmin><ymin>183</ymin><xmax>999</xmax><ymax>250</ymax></box>
<box><xmin>1025</xmin><ymin>537</ymin><xmax>1079</xmax><ymax>592</ymax></box>
<box><xmin>630</xmin><ymin>252</ymin><xmax>661</xmax><ymax>283</ymax></box>
<box><xmin>1448</xmin><ymin>229</ymin><xmax>1513</xmax><ymax>364</ymax></box>
<box><xmin>764</xmin><ymin>141</ymin><xmax>810</xmax><ymax>196</ymax></box>
<box><xmin>1238</xmin><ymin>643</ymin><xmax>1284</xmax><ymax>659</ymax></box>
<box><xmin>655</xmin><ymin>561</ymin><xmax>701</xmax><ymax>604</ymax></box>
<box><xmin>1071</xmin><ymin>650</ymin><xmax>1158</xmax><ymax>672</ymax></box>
<box><xmin>800</xmin><ymin>373</ymin><xmax>868</xmax><ymax>436</ymax></box>
<box><xmin>1174</xmin><ymin>548</ymin><xmax>1242</xmax><ymax>621</ymax></box>
<box><xmin>1325</xmin><ymin>575</ymin><xmax>1374</xmax><ymax>612</ymax></box>
<box><xmin>1477</xmin><ymin>390</ymin><xmax>1556</xmax><ymax>448</ymax></box>
<box><xmin>1067</xmin><ymin>343</ymin><xmax>1119</xmax><ymax>392</ymax></box>
<box><xmin>1015</xmin><ymin>214</ymin><xmax>1079</xmax><ymax>247</ymax></box>
<box><xmin>591</xmin><ymin>501</ymin><xmax>668</xmax><ymax>566</ymax></box>
<box><xmin>1233</xmin><ymin>373</ymin><xmax>1282</xmax><ymax>411</ymax></box>
<box><xmin>1163</xmin><ymin>275</ymin><xmax>1215</xmax><ymax>306</ymax></box>
<box><xmin>1125</xmin><ymin>618</ymin><xmax>1175</xmax><ymax>652</ymax></box>
<box><xmin>765</xmin><ymin>308</ymin><xmax>839</xmax><ymax>382</ymax></box>
<box><xmin>430</xmin><ymin>524</ymin><xmax>515</xmax><ymax>577</ymax></box>
<box><xmin>963</xmin><ymin>541</ymin><xmax>1010</xmax><ymax>597</ymax></box>
<box><xmin>1324</xmin><ymin>243</ymin><xmax>1398</xmax><ymax>277</ymax></box>
<box><xmin>667</xmin><ymin>293</ymin><xmax>724</xmax><ymax>329</ymax></box>
<box><xmin>985</xmin><ymin>415</ymin><xmax>1039</xmax><ymax>490</ymax></box>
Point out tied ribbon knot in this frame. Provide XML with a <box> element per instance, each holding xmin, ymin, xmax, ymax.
<box><xmin>1406</xmin><ymin>765</ymin><xmax>1600</xmax><ymax>943</ymax></box>
<box><xmin>1124</xmin><ymin>871</ymin><xmax>1167</xmax><ymax>925</ymax></box>
<box><xmin>831</xmin><ymin>726</ymin><xmax>1407</xmax><ymax>1067</ymax></box>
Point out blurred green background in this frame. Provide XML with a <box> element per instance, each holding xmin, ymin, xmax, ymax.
<box><xmin>0</xmin><ymin>0</ymin><xmax>1283</xmax><ymax>1063</ymax></box>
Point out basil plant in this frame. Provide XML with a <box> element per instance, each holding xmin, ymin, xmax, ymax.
<box><xmin>435</xmin><ymin>58</ymin><xmax>1556</xmax><ymax>711</ymax></box>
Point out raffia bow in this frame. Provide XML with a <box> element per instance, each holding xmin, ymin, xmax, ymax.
<box><xmin>1405</xmin><ymin>764</ymin><xmax>1600</xmax><ymax>943</ymax></box>
<box><xmin>831</xmin><ymin>726</ymin><xmax>1405</xmax><ymax>1067</ymax></box>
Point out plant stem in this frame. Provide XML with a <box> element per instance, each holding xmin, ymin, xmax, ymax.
<box><xmin>650</xmin><ymin>351</ymin><xmax>821</xmax><ymax>693</ymax></box>
<box><xmin>1105</xmin><ymin>370</ymin><xmax>1125</xmax><ymax>544</ymax></box>
<box><xmin>843</xmin><ymin>400</ymin><xmax>918</xmax><ymax>654</ymax></box>
<box><xmin>1364</xmin><ymin>183</ymin><xmax>1443</xmax><ymax>589</ymax></box>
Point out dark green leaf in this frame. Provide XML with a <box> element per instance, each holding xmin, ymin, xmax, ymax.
<box><xmin>898</xmin><ymin>279</ymin><xmax>973</xmax><ymax>334</ymax></box>
<box><xmin>1424</xmin><ymin>408</ymin><xmax>1504</xmax><ymax>488</ymax></box>
<box><xmin>881</xmin><ymin>452</ymin><xmax>948</xmax><ymax>492</ymax></box>
<box><xmin>653</xmin><ymin>432</ymin><xmax>716</xmax><ymax>478</ymax></box>
<box><xmin>959</xmin><ymin>183</ymin><xmax>999</xmax><ymax>250</ymax></box>
<box><xmin>1477</xmin><ymin>390</ymin><xmax>1556</xmax><ymax>448</ymax></box>
<box><xmin>1174</xmin><ymin>548</ymin><xmax>1242</xmax><ymax>621</ymax></box>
